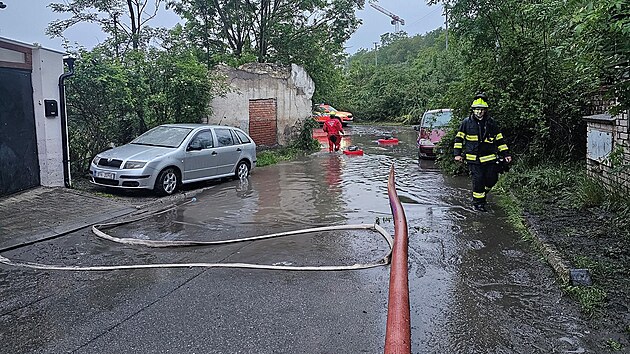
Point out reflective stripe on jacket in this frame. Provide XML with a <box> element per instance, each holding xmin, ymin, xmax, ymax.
<box><xmin>453</xmin><ymin>115</ymin><xmax>509</xmax><ymax>165</ymax></box>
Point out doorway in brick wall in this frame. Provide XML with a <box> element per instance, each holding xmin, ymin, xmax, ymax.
<box><xmin>248</xmin><ymin>98</ymin><xmax>277</xmax><ymax>147</ymax></box>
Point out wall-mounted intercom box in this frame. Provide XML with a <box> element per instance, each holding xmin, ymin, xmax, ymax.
<box><xmin>44</xmin><ymin>99</ymin><xmax>58</xmax><ymax>117</ymax></box>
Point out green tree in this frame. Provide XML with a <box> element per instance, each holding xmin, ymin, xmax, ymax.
<box><xmin>572</xmin><ymin>0</ymin><xmax>630</xmax><ymax>111</ymax></box>
<box><xmin>340</xmin><ymin>29</ymin><xmax>453</xmax><ymax>122</ymax></box>
<box><xmin>169</xmin><ymin>0</ymin><xmax>363</xmax><ymax>64</ymax></box>
<box><xmin>47</xmin><ymin>0</ymin><xmax>165</xmax><ymax>51</ymax></box>
<box><xmin>66</xmin><ymin>46</ymin><xmax>217</xmax><ymax>174</ymax></box>
<box><xmin>168</xmin><ymin>0</ymin><xmax>363</xmax><ymax>104</ymax></box>
<box><xmin>430</xmin><ymin>0</ymin><xmax>594</xmax><ymax>162</ymax></box>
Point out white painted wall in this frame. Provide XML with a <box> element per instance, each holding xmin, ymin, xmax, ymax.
<box><xmin>208</xmin><ymin>64</ymin><xmax>315</xmax><ymax>146</ymax></box>
<box><xmin>31</xmin><ymin>46</ymin><xmax>65</xmax><ymax>187</ymax></box>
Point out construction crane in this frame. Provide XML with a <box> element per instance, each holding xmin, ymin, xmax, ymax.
<box><xmin>368</xmin><ymin>1</ymin><xmax>405</xmax><ymax>32</ymax></box>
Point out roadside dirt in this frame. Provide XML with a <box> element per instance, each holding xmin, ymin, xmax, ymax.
<box><xmin>523</xmin><ymin>202</ymin><xmax>630</xmax><ymax>350</ymax></box>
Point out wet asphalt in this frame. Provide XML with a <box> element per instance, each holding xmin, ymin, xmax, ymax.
<box><xmin>0</xmin><ymin>125</ymin><xmax>608</xmax><ymax>353</ymax></box>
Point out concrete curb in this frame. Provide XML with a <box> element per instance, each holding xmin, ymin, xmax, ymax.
<box><xmin>523</xmin><ymin>215</ymin><xmax>591</xmax><ymax>286</ymax></box>
<box><xmin>502</xmin><ymin>191</ymin><xmax>590</xmax><ymax>287</ymax></box>
<box><xmin>524</xmin><ymin>218</ymin><xmax>571</xmax><ymax>284</ymax></box>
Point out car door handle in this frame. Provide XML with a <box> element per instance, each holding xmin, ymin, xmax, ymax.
<box><xmin>236</xmin><ymin>148</ymin><xmax>242</xmax><ymax>152</ymax></box>
<box><xmin>212</xmin><ymin>151</ymin><xmax>217</xmax><ymax>156</ymax></box>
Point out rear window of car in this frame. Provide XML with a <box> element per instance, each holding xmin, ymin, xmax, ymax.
<box><xmin>234</xmin><ymin>130</ymin><xmax>251</xmax><ymax>144</ymax></box>
<box><xmin>131</xmin><ymin>126</ymin><xmax>193</xmax><ymax>148</ymax></box>
<box><xmin>422</xmin><ymin>111</ymin><xmax>452</xmax><ymax>128</ymax></box>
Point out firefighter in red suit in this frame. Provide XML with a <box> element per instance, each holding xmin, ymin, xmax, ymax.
<box><xmin>322</xmin><ymin>114</ymin><xmax>344</xmax><ymax>152</ymax></box>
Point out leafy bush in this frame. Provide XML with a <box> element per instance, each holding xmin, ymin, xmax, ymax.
<box><xmin>290</xmin><ymin>118</ymin><xmax>320</xmax><ymax>152</ymax></box>
<box><xmin>257</xmin><ymin>118</ymin><xmax>321</xmax><ymax>168</ymax></box>
<box><xmin>67</xmin><ymin>47</ymin><xmax>217</xmax><ymax>176</ymax></box>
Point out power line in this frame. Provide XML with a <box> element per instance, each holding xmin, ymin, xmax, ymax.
<box><xmin>406</xmin><ymin>6</ymin><xmax>442</xmax><ymax>28</ymax></box>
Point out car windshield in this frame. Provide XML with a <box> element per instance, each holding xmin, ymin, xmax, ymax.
<box><xmin>422</xmin><ymin>111</ymin><xmax>452</xmax><ymax>128</ymax></box>
<box><xmin>326</xmin><ymin>105</ymin><xmax>338</xmax><ymax>111</ymax></box>
<box><xmin>131</xmin><ymin>126</ymin><xmax>193</xmax><ymax>148</ymax></box>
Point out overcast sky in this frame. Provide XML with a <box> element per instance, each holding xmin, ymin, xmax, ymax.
<box><xmin>0</xmin><ymin>0</ymin><xmax>444</xmax><ymax>54</ymax></box>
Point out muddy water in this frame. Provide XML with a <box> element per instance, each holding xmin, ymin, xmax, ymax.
<box><xmin>28</xmin><ymin>125</ymin><xmax>600</xmax><ymax>353</ymax></box>
<box><xmin>110</xmin><ymin>125</ymin><xmax>601</xmax><ymax>352</ymax></box>
<box><xmin>311</xmin><ymin>126</ymin><xmax>600</xmax><ymax>352</ymax></box>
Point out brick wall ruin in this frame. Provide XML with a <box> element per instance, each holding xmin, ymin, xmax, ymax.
<box><xmin>583</xmin><ymin>97</ymin><xmax>630</xmax><ymax>193</ymax></box>
<box><xmin>207</xmin><ymin>63</ymin><xmax>314</xmax><ymax>147</ymax></box>
<box><xmin>248</xmin><ymin>98</ymin><xmax>277</xmax><ymax>146</ymax></box>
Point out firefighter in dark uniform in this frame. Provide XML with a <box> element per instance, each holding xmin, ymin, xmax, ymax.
<box><xmin>453</xmin><ymin>96</ymin><xmax>512</xmax><ymax>211</ymax></box>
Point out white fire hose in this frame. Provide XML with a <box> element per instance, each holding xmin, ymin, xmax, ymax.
<box><xmin>0</xmin><ymin>199</ymin><xmax>393</xmax><ymax>272</ymax></box>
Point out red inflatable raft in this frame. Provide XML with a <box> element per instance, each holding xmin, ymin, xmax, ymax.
<box><xmin>343</xmin><ymin>146</ymin><xmax>364</xmax><ymax>156</ymax></box>
<box><xmin>378</xmin><ymin>138</ymin><xmax>399</xmax><ymax>144</ymax></box>
<box><xmin>343</xmin><ymin>149</ymin><xmax>364</xmax><ymax>156</ymax></box>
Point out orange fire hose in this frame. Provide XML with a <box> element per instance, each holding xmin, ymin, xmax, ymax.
<box><xmin>384</xmin><ymin>165</ymin><xmax>411</xmax><ymax>353</ymax></box>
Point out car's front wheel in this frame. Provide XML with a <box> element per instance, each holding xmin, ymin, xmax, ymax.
<box><xmin>235</xmin><ymin>161</ymin><xmax>250</xmax><ymax>179</ymax></box>
<box><xmin>154</xmin><ymin>167</ymin><xmax>179</xmax><ymax>196</ymax></box>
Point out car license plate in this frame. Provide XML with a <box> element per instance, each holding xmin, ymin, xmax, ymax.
<box><xmin>96</xmin><ymin>171</ymin><xmax>115</xmax><ymax>179</ymax></box>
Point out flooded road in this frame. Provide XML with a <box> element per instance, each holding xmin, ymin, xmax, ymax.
<box><xmin>0</xmin><ymin>125</ymin><xmax>604</xmax><ymax>353</ymax></box>
<box><xmin>313</xmin><ymin>126</ymin><xmax>601</xmax><ymax>352</ymax></box>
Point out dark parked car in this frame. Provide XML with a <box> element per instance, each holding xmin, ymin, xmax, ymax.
<box><xmin>415</xmin><ymin>109</ymin><xmax>452</xmax><ymax>159</ymax></box>
<box><xmin>90</xmin><ymin>124</ymin><xmax>256</xmax><ymax>195</ymax></box>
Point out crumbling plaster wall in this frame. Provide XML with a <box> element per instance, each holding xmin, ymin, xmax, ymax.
<box><xmin>208</xmin><ymin>63</ymin><xmax>314</xmax><ymax>146</ymax></box>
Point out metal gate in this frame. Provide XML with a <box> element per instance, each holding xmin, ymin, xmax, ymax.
<box><xmin>0</xmin><ymin>67</ymin><xmax>39</xmax><ymax>196</ymax></box>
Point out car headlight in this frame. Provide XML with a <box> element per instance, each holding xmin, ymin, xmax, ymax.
<box><xmin>124</xmin><ymin>161</ymin><xmax>147</xmax><ymax>169</ymax></box>
<box><xmin>92</xmin><ymin>156</ymin><xmax>101</xmax><ymax>166</ymax></box>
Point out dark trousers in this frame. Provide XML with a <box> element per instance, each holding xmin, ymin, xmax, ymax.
<box><xmin>468</xmin><ymin>163</ymin><xmax>499</xmax><ymax>205</ymax></box>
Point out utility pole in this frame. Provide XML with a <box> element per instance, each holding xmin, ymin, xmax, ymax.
<box><xmin>444</xmin><ymin>5</ymin><xmax>449</xmax><ymax>50</ymax></box>
<box><xmin>113</xmin><ymin>11</ymin><xmax>120</xmax><ymax>59</ymax></box>
<box><xmin>374</xmin><ymin>42</ymin><xmax>378</xmax><ymax>66</ymax></box>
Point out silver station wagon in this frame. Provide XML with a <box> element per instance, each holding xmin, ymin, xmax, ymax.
<box><xmin>90</xmin><ymin>124</ymin><xmax>257</xmax><ymax>195</ymax></box>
